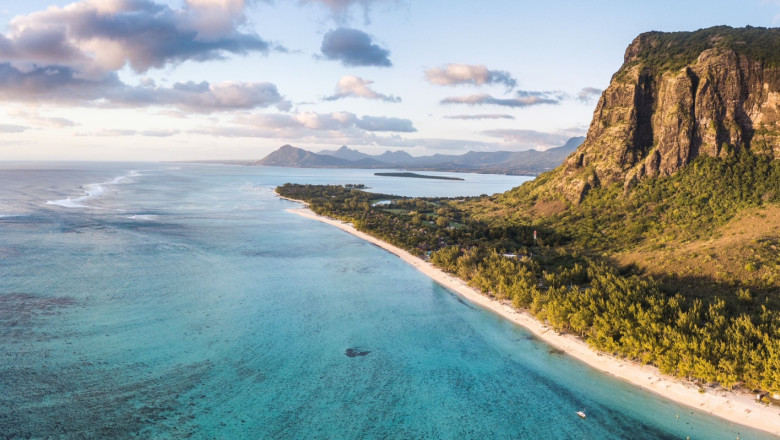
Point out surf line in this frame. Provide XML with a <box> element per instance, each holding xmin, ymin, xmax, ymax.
<box><xmin>45</xmin><ymin>170</ymin><xmax>143</xmax><ymax>209</ymax></box>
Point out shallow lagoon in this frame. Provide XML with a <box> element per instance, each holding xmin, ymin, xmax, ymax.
<box><xmin>0</xmin><ymin>163</ymin><xmax>773</xmax><ymax>439</ymax></box>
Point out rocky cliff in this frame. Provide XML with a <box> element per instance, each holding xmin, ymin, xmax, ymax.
<box><xmin>554</xmin><ymin>26</ymin><xmax>780</xmax><ymax>203</ymax></box>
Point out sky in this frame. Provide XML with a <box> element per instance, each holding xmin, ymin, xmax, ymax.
<box><xmin>0</xmin><ymin>0</ymin><xmax>779</xmax><ymax>161</ymax></box>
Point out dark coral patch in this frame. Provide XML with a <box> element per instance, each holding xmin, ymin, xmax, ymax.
<box><xmin>345</xmin><ymin>348</ymin><xmax>370</xmax><ymax>358</ymax></box>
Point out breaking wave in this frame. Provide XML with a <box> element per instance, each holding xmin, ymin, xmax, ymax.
<box><xmin>45</xmin><ymin>170</ymin><xmax>142</xmax><ymax>209</ymax></box>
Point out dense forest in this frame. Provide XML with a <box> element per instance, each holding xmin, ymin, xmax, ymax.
<box><xmin>276</xmin><ymin>151</ymin><xmax>780</xmax><ymax>398</ymax></box>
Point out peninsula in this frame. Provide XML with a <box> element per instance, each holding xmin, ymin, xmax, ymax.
<box><xmin>374</xmin><ymin>172</ymin><xmax>464</xmax><ymax>181</ymax></box>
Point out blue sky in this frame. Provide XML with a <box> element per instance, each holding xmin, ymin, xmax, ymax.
<box><xmin>1</xmin><ymin>0</ymin><xmax>778</xmax><ymax>160</ymax></box>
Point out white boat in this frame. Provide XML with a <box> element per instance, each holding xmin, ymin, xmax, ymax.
<box><xmin>576</xmin><ymin>410</ymin><xmax>586</xmax><ymax>419</ymax></box>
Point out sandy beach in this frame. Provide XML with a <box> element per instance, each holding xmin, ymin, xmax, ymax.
<box><xmin>281</xmin><ymin>198</ymin><xmax>780</xmax><ymax>437</ymax></box>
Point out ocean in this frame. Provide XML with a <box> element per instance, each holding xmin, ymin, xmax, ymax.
<box><xmin>0</xmin><ymin>162</ymin><xmax>773</xmax><ymax>439</ymax></box>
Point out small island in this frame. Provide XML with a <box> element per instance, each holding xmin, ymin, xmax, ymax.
<box><xmin>375</xmin><ymin>172</ymin><xmax>464</xmax><ymax>181</ymax></box>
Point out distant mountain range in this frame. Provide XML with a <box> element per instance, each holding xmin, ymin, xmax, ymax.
<box><xmin>254</xmin><ymin>137</ymin><xmax>584</xmax><ymax>175</ymax></box>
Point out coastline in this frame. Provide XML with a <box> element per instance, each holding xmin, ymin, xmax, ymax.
<box><xmin>280</xmin><ymin>198</ymin><xmax>780</xmax><ymax>437</ymax></box>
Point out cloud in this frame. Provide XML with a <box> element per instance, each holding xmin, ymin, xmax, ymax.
<box><xmin>303</xmin><ymin>0</ymin><xmax>368</xmax><ymax>12</ymax></box>
<box><xmin>34</xmin><ymin>116</ymin><xmax>76</xmax><ymax>128</ymax></box>
<box><xmin>425</xmin><ymin>64</ymin><xmax>517</xmax><ymax>90</ymax></box>
<box><xmin>0</xmin><ymin>0</ymin><xmax>290</xmax><ymax>112</ymax></box>
<box><xmin>0</xmin><ymin>0</ymin><xmax>274</xmax><ymax>76</ymax></box>
<box><xmin>576</xmin><ymin>87</ymin><xmax>602</xmax><ymax>103</ymax></box>
<box><xmin>139</xmin><ymin>129</ymin><xmax>181</xmax><ymax>137</ymax></box>
<box><xmin>396</xmin><ymin>137</ymin><xmax>496</xmax><ymax>151</ymax></box>
<box><xmin>481</xmin><ymin>127</ymin><xmax>586</xmax><ymax>150</ymax></box>
<box><xmin>78</xmin><ymin>129</ymin><xmax>137</xmax><ymax>137</ymax></box>
<box><xmin>324</xmin><ymin>75</ymin><xmax>399</xmax><ymax>102</ymax></box>
<box><xmin>9</xmin><ymin>109</ymin><xmax>76</xmax><ymax>128</ymax></box>
<box><xmin>156</xmin><ymin>110</ymin><xmax>189</xmax><ymax>119</ymax></box>
<box><xmin>154</xmin><ymin>80</ymin><xmax>292</xmax><ymax>112</ymax></box>
<box><xmin>444</xmin><ymin>114</ymin><xmax>514</xmax><ymax>120</ymax></box>
<box><xmin>237</xmin><ymin>111</ymin><xmax>414</xmax><ymax>132</ymax></box>
<box><xmin>191</xmin><ymin>125</ymin><xmax>419</xmax><ymax>152</ymax></box>
<box><xmin>0</xmin><ymin>123</ymin><xmax>29</xmax><ymax>133</ymax></box>
<box><xmin>192</xmin><ymin>110</ymin><xmax>415</xmax><ymax>141</ymax></box>
<box><xmin>0</xmin><ymin>63</ymin><xmax>119</xmax><ymax>101</ymax></box>
<box><xmin>185</xmin><ymin>0</ymin><xmax>252</xmax><ymax>39</ymax></box>
<box><xmin>440</xmin><ymin>90</ymin><xmax>563</xmax><ymax>108</ymax></box>
<box><xmin>301</xmin><ymin>0</ymin><xmax>394</xmax><ymax>24</ymax></box>
<box><xmin>320</xmin><ymin>28</ymin><xmax>391</xmax><ymax>67</ymax></box>
<box><xmin>77</xmin><ymin>128</ymin><xmax>181</xmax><ymax>137</ymax></box>
<box><xmin>441</xmin><ymin>88</ymin><xmax>603</xmax><ymax>108</ymax></box>
<box><xmin>354</xmin><ymin>115</ymin><xmax>413</xmax><ymax>131</ymax></box>
<box><xmin>0</xmin><ymin>63</ymin><xmax>290</xmax><ymax>112</ymax></box>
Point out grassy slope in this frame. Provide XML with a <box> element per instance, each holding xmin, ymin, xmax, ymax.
<box><xmin>469</xmin><ymin>153</ymin><xmax>780</xmax><ymax>253</ymax></box>
<box><xmin>615</xmin><ymin>204</ymin><xmax>780</xmax><ymax>298</ymax></box>
<box><xmin>468</xmin><ymin>153</ymin><xmax>780</xmax><ymax>298</ymax></box>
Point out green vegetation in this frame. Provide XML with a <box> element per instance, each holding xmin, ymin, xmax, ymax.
<box><xmin>628</xmin><ymin>26</ymin><xmax>780</xmax><ymax>72</ymax></box>
<box><xmin>276</xmin><ymin>151</ymin><xmax>780</xmax><ymax>395</ymax></box>
<box><xmin>493</xmin><ymin>152</ymin><xmax>780</xmax><ymax>250</ymax></box>
<box><xmin>277</xmin><ymin>183</ymin><xmax>560</xmax><ymax>254</ymax></box>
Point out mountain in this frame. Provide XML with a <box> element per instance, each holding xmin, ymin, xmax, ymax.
<box><xmin>317</xmin><ymin>146</ymin><xmax>418</xmax><ymax>164</ymax></box>
<box><xmin>485</xmin><ymin>25</ymin><xmax>780</xmax><ymax>275</ymax></box>
<box><xmin>539</xmin><ymin>26</ymin><xmax>780</xmax><ymax>203</ymax></box>
<box><xmin>256</xmin><ymin>145</ymin><xmax>366</xmax><ymax>167</ymax></box>
<box><xmin>374</xmin><ymin>150</ymin><xmax>416</xmax><ymax>164</ymax></box>
<box><xmin>258</xmin><ymin>137</ymin><xmax>585</xmax><ymax>175</ymax></box>
<box><xmin>485</xmin><ymin>137</ymin><xmax>585</xmax><ymax>174</ymax></box>
<box><xmin>317</xmin><ymin>146</ymin><xmax>373</xmax><ymax>162</ymax></box>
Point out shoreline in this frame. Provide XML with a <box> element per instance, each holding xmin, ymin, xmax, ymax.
<box><xmin>280</xmin><ymin>197</ymin><xmax>780</xmax><ymax>436</ymax></box>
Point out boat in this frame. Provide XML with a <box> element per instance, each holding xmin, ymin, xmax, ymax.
<box><xmin>576</xmin><ymin>410</ymin><xmax>586</xmax><ymax>419</ymax></box>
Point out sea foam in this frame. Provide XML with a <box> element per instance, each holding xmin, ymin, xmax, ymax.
<box><xmin>45</xmin><ymin>170</ymin><xmax>141</xmax><ymax>209</ymax></box>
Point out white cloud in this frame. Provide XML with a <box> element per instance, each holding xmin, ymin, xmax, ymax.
<box><xmin>443</xmin><ymin>114</ymin><xmax>514</xmax><ymax>120</ymax></box>
<box><xmin>0</xmin><ymin>63</ymin><xmax>290</xmax><ymax>112</ymax></box>
<box><xmin>235</xmin><ymin>110</ymin><xmax>415</xmax><ymax>133</ymax></box>
<box><xmin>324</xmin><ymin>75</ymin><xmax>399</xmax><ymax>102</ymax></box>
<box><xmin>441</xmin><ymin>91</ymin><xmax>561</xmax><ymax>108</ymax></box>
<box><xmin>8</xmin><ymin>108</ymin><xmax>76</xmax><ymax>128</ymax></box>
<box><xmin>0</xmin><ymin>1</ymin><xmax>290</xmax><ymax>113</ymax></box>
<box><xmin>425</xmin><ymin>64</ymin><xmax>517</xmax><ymax>90</ymax></box>
<box><xmin>0</xmin><ymin>123</ymin><xmax>29</xmax><ymax>133</ymax></box>
<box><xmin>185</xmin><ymin>0</ymin><xmax>248</xmax><ymax>38</ymax></box>
<box><xmin>76</xmin><ymin>128</ymin><xmax>181</xmax><ymax>137</ymax></box>
<box><xmin>0</xmin><ymin>0</ymin><xmax>273</xmax><ymax>76</ymax></box>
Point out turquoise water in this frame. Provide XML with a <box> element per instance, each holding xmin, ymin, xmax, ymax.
<box><xmin>0</xmin><ymin>163</ymin><xmax>774</xmax><ymax>439</ymax></box>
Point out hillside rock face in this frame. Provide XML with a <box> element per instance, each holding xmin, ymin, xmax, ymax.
<box><xmin>558</xmin><ymin>26</ymin><xmax>780</xmax><ymax>203</ymax></box>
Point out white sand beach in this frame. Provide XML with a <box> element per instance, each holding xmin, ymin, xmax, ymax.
<box><xmin>281</xmin><ymin>197</ymin><xmax>780</xmax><ymax>437</ymax></box>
